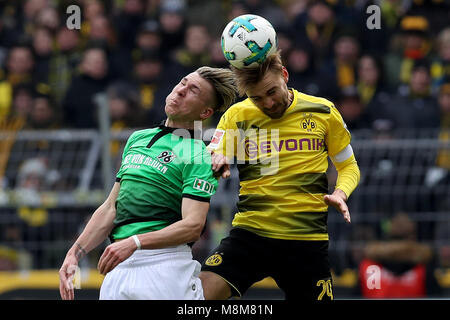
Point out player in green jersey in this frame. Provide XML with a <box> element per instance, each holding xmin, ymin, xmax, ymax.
<box><xmin>59</xmin><ymin>66</ymin><xmax>236</xmax><ymax>300</ymax></box>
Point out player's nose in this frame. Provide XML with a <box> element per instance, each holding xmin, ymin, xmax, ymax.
<box><xmin>262</xmin><ymin>98</ymin><xmax>275</xmax><ymax>110</ymax></box>
<box><xmin>175</xmin><ymin>84</ymin><xmax>187</xmax><ymax>96</ymax></box>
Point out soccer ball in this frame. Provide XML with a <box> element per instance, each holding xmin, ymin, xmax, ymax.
<box><xmin>221</xmin><ymin>14</ymin><xmax>277</xmax><ymax>69</ymax></box>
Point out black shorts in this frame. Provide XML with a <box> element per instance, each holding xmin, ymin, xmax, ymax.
<box><xmin>201</xmin><ymin>228</ymin><xmax>333</xmax><ymax>300</ymax></box>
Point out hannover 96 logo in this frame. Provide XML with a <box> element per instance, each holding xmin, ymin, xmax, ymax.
<box><xmin>157</xmin><ymin>151</ymin><xmax>175</xmax><ymax>164</ymax></box>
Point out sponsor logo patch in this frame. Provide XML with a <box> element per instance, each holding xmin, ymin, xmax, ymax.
<box><xmin>209</xmin><ymin>129</ymin><xmax>225</xmax><ymax>149</ymax></box>
<box><xmin>193</xmin><ymin>178</ymin><xmax>215</xmax><ymax>195</ymax></box>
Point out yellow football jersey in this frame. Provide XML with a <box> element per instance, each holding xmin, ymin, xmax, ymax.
<box><xmin>209</xmin><ymin>89</ymin><xmax>351</xmax><ymax>240</ymax></box>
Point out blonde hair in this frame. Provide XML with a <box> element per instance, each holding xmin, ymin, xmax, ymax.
<box><xmin>195</xmin><ymin>66</ymin><xmax>237</xmax><ymax>112</ymax></box>
<box><xmin>231</xmin><ymin>51</ymin><xmax>284</xmax><ymax>96</ymax></box>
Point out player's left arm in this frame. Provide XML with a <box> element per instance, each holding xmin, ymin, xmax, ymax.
<box><xmin>137</xmin><ymin>197</ymin><xmax>209</xmax><ymax>248</ymax></box>
<box><xmin>137</xmin><ymin>148</ymin><xmax>213</xmax><ymax>247</ymax></box>
<box><xmin>324</xmin><ymin>105</ymin><xmax>361</xmax><ymax>223</ymax></box>
<box><xmin>97</xmin><ymin>197</ymin><xmax>209</xmax><ymax>275</ymax></box>
<box><xmin>325</xmin><ymin>144</ymin><xmax>361</xmax><ymax>223</ymax></box>
<box><xmin>98</xmin><ymin>147</ymin><xmax>215</xmax><ymax>275</ymax></box>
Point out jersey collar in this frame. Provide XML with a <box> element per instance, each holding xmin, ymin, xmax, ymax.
<box><xmin>158</xmin><ymin>121</ymin><xmax>203</xmax><ymax>140</ymax></box>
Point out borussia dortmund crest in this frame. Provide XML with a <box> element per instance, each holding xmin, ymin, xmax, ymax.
<box><xmin>205</xmin><ymin>253</ymin><xmax>223</xmax><ymax>266</ymax></box>
<box><xmin>301</xmin><ymin>113</ymin><xmax>316</xmax><ymax>132</ymax></box>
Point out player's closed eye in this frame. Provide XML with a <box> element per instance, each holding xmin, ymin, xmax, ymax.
<box><xmin>177</xmin><ymin>81</ymin><xmax>185</xmax><ymax>90</ymax></box>
<box><xmin>180</xmin><ymin>79</ymin><xmax>199</xmax><ymax>95</ymax></box>
<box><xmin>190</xmin><ymin>86</ymin><xmax>199</xmax><ymax>94</ymax></box>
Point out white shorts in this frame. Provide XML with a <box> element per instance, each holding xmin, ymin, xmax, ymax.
<box><xmin>99</xmin><ymin>244</ymin><xmax>204</xmax><ymax>300</ymax></box>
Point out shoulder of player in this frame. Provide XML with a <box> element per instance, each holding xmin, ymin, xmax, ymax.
<box><xmin>222</xmin><ymin>98</ymin><xmax>260</xmax><ymax>121</ymax></box>
<box><xmin>294</xmin><ymin>90</ymin><xmax>336</xmax><ymax>114</ymax></box>
<box><xmin>184</xmin><ymin>140</ymin><xmax>212</xmax><ymax>165</ymax></box>
<box><xmin>127</xmin><ymin>127</ymin><xmax>158</xmax><ymax>141</ymax></box>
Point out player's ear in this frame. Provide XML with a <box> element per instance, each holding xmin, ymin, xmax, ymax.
<box><xmin>282</xmin><ymin>66</ymin><xmax>289</xmax><ymax>83</ymax></box>
<box><xmin>200</xmin><ymin>107</ymin><xmax>214</xmax><ymax>120</ymax></box>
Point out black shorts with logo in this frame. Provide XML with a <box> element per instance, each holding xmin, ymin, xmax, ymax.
<box><xmin>201</xmin><ymin>227</ymin><xmax>333</xmax><ymax>300</ymax></box>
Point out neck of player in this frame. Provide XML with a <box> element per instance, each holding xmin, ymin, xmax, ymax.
<box><xmin>165</xmin><ymin>118</ymin><xmax>196</xmax><ymax>130</ymax></box>
<box><xmin>288</xmin><ymin>89</ymin><xmax>293</xmax><ymax>106</ymax></box>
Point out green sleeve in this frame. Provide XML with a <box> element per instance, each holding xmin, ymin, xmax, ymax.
<box><xmin>181</xmin><ymin>147</ymin><xmax>218</xmax><ymax>202</ymax></box>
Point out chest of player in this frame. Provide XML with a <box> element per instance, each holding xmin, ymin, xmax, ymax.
<box><xmin>120</xmin><ymin>135</ymin><xmax>202</xmax><ymax>181</ymax></box>
<box><xmin>237</xmin><ymin>114</ymin><xmax>327</xmax><ymax>160</ymax></box>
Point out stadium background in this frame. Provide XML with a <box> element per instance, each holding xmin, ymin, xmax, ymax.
<box><xmin>0</xmin><ymin>0</ymin><xmax>449</xmax><ymax>299</ymax></box>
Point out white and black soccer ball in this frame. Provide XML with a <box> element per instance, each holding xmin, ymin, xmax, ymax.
<box><xmin>221</xmin><ymin>14</ymin><xmax>277</xmax><ymax>69</ymax></box>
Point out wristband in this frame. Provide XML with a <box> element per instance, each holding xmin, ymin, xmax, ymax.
<box><xmin>132</xmin><ymin>235</ymin><xmax>141</xmax><ymax>250</ymax></box>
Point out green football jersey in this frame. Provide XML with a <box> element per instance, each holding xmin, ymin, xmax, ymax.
<box><xmin>111</xmin><ymin>124</ymin><xmax>217</xmax><ymax>240</ymax></box>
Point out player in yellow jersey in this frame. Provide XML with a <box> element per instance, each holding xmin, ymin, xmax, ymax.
<box><xmin>200</xmin><ymin>52</ymin><xmax>360</xmax><ymax>300</ymax></box>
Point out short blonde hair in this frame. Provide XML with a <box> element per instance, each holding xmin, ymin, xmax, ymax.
<box><xmin>196</xmin><ymin>66</ymin><xmax>237</xmax><ymax>112</ymax></box>
<box><xmin>231</xmin><ymin>51</ymin><xmax>284</xmax><ymax>96</ymax></box>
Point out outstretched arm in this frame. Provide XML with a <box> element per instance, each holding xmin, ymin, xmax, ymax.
<box><xmin>59</xmin><ymin>182</ymin><xmax>120</xmax><ymax>300</ymax></box>
<box><xmin>97</xmin><ymin>197</ymin><xmax>209</xmax><ymax>275</ymax></box>
<box><xmin>324</xmin><ymin>189</ymin><xmax>351</xmax><ymax>223</ymax></box>
<box><xmin>326</xmin><ymin>145</ymin><xmax>360</xmax><ymax>223</ymax></box>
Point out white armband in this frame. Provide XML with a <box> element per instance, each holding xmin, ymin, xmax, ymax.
<box><xmin>332</xmin><ymin>144</ymin><xmax>354</xmax><ymax>163</ymax></box>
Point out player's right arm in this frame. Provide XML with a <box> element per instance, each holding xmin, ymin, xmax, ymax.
<box><xmin>59</xmin><ymin>182</ymin><xmax>120</xmax><ymax>300</ymax></box>
<box><xmin>211</xmin><ymin>151</ymin><xmax>231</xmax><ymax>179</ymax></box>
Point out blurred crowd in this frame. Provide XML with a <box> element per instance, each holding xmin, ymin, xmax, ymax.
<box><xmin>1</xmin><ymin>1</ymin><xmax>450</xmax><ymax>291</ymax></box>
<box><xmin>0</xmin><ymin>0</ymin><xmax>448</xmax><ymax>135</ymax></box>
